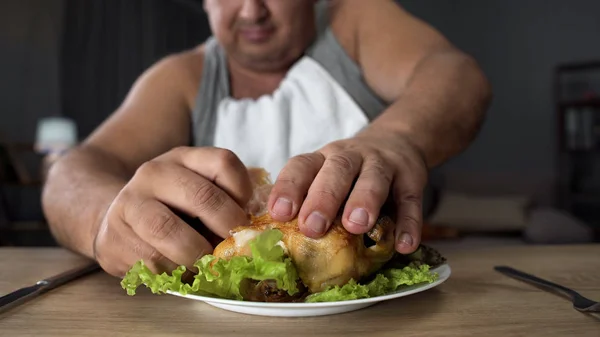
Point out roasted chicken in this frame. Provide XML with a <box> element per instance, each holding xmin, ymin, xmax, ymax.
<box><xmin>212</xmin><ymin>168</ymin><xmax>397</xmax><ymax>297</ymax></box>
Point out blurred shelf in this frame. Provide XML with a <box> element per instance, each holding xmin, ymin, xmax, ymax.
<box><xmin>559</xmin><ymin>99</ymin><xmax>600</xmax><ymax>108</ymax></box>
<box><xmin>557</xmin><ymin>60</ymin><xmax>600</xmax><ymax>72</ymax></box>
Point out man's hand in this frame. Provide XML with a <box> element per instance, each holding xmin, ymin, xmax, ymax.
<box><xmin>93</xmin><ymin>146</ymin><xmax>253</xmax><ymax>277</ymax></box>
<box><xmin>267</xmin><ymin>131</ymin><xmax>428</xmax><ymax>254</ymax></box>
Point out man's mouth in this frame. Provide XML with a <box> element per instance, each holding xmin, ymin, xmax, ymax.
<box><xmin>238</xmin><ymin>25</ymin><xmax>275</xmax><ymax>43</ymax></box>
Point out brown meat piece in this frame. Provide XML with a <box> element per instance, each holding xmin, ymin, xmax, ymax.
<box><xmin>241</xmin><ymin>279</ymin><xmax>309</xmax><ymax>303</ymax></box>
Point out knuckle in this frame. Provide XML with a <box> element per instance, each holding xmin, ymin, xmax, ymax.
<box><xmin>394</xmin><ymin>191</ymin><xmax>423</xmax><ymax>212</ymax></box>
<box><xmin>171</xmin><ymin>145</ymin><xmax>190</xmax><ymax>155</ymax></box>
<box><xmin>93</xmin><ymin>215</ymin><xmax>118</xmax><ymax>258</ymax></box>
<box><xmin>171</xmin><ymin>146</ymin><xmax>196</xmax><ymax>164</ymax></box>
<box><xmin>114</xmin><ymin>188</ymin><xmax>135</xmax><ymax>209</ymax></box>
<box><xmin>400</xmin><ymin>213</ymin><xmax>421</xmax><ymax>229</ymax></box>
<box><xmin>273</xmin><ymin>176</ymin><xmax>298</xmax><ymax>194</ymax></box>
<box><xmin>321</xmin><ymin>141</ymin><xmax>344</xmax><ymax>154</ymax></box>
<box><xmin>354</xmin><ymin>187</ymin><xmax>385</xmax><ymax>203</ymax></box>
<box><xmin>290</xmin><ymin>153</ymin><xmax>322</xmax><ymax>169</ymax></box>
<box><xmin>363</xmin><ymin>160</ymin><xmax>393</xmax><ymax>185</ymax></box>
<box><xmin>92</xmin><ymin>235</ymin><xmax>107</xmax><ymax>262</ymax></box>
<box><xmin>214</xmin><ymin>148</ymin><xmax>240</xmax><ymax>168</ymax></box>
<box><xmin>114</xmin><ymin>188</ymin><xmax>130</xmax><ymax>203</ymax></box>
<box><xmin>402</xmin><ymin>193</ymin><xmax>423</xmax><ymax>207</ymax></box>
<box><xmin>147</xmin><ymin>211</ymin><xmax>179</xmax><ymax>240</ymax></box>
<box><xmin>191</xmin><ymin>181</ymin><xmax>225</xmax><ymax>213</ymax></box>
<box><xmin>364</xmin><ymin>156</ymin><xmax>389</xmax><ymax>175</ymax></box>
<box><xmin>135</xmin><ymin>160</ymin><xmax>162</xmax><ymax>179</ymax></box>
<box><xmin>122</xmin><ymin>195</ymin><xmax>146</xmax><ymax>226</ymax></box>
<box><xmin>275</xmin><ymin>176</ymin><xmax>298</xmax><ymax>186</ymax></box>
<box><xmin>327</xmin><ymin>154</ymin><xmax>355</xmax><ymax>172</ymax></box>
<box><xmin>313</xmin><ymin>188</ymin><xmax>340</xmax><ymax>207</ymax></box>
<box><xmin>93</xmin><ymin>231</ymin><xmax>126</xmax><ymax>277</ymax></box>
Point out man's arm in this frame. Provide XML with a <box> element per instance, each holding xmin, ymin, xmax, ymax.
<box><xmin>332</xmin><ymin>0</ymin><xmax>492</xmax><ymax>167</ymax></box>
<box><xmin>267</xmin><ymin>0</ymin><xmax>491</xmax><ymax>250</ymax></box>
<box><xmin>42</xmin><ymin>50</ymin><xmax>203</xmax><ymax>259</ymax></box>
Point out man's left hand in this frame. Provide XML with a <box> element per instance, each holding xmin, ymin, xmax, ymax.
<box><xmin>267</xmin><ymin>131</ymin><xmax>428</xmax><ymax>254</ymax></box>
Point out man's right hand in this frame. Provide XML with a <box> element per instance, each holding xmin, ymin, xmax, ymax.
<box><xmin>92</xmin><ymin>146</ymin><xmax>254</xmax><ymax>278</ymax></box>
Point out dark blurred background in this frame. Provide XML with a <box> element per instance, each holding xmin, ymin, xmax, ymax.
<box><xmin>1</xmin><ymin>0</ymin><xmax>599</xmax><ymax>248</ymax></box>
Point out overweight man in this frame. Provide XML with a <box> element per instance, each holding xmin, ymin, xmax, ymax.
<box><xmin>42</xmin><ymin>0</ymin><xmax>492</xmax><ymax>277</ymax></box>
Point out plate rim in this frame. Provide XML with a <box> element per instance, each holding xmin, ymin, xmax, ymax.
<box><xmin>166</xmin><ymin>263</ymin><xmax>451</xmax><ymax>308</ymax></box>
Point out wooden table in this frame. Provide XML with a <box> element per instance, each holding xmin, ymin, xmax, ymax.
<box><xmin>1</xmin><ymin>245</ymin><xmax>598</xmax><ymax>336</ymax></box>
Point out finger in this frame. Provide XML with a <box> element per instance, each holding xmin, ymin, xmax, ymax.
<box><xmin>157</xmin><ymin>146</ymin><xmax>253</xmax><ymax>207</ymax></box>
<box><xmin>94</xmin><ymin>217</ymin><xmax>178</xmax><ymax>277</ymax></box>
<box><xmin>268</xmin><ymin>153</ymin><xmax>324</xmax><ymax>221</ymax></box>
<box><xmin>341</xmin><ymin>156</ymin><xmax>393</xmax><ymax>234</ymax></box>
<box><xmin>298</xmin><ymin>152</ymin><xmax>362</xmax><ymax>238</ymax></box>
<box><xmin>393</xmin><ymin>182</ymin><xmax>424</xmax><ymax>254</ymax></box>
<box><xmin>125</xmin><ymin>196</ymin><xmax>213</xmax><ymax>272</ymax></box>
<box><xmin>134</xmin><ymin>161</ymin><xmax>249</xmax><ymax>238</ymax></box>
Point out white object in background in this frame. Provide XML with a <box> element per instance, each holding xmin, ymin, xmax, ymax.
<box><xmin>166</xmin><ymin>264</ymin><xmax>451</xmax><ymax>317</ymax></box>
<box><xmin>35</xmin><ymin>117</ymin><xmax>78</xmax><ymax>154</ymax></box>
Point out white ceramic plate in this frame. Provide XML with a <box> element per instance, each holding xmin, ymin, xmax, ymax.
<box><xmin>167</xmin><ymin>264</ymin><xmax>451</xmax><ymax>317</ymax></box>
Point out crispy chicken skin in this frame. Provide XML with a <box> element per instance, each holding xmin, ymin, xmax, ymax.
<box><xmin>212</xmin><ymin>168</ymin><xmax>397</xmax><ymax>294</ymax></box>
<box><xmin>213</xmin><ymin>213</ymin><xmax>396</xmax><ymax>294</ymax></box>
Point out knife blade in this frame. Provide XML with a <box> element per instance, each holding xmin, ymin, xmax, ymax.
<box><xmin>0</xmin><ymin>262</ymin><xmax>101</xmax><ymax>314</ymax></box>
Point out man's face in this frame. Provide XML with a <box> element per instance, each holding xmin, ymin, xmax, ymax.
<box><xmin>204</xmin><ymin>0</ymin><xmax>318</xmax><ymax>71</ymax></box>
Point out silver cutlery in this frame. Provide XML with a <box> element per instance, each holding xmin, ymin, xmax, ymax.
<box><xmin>0</xmin><ymin>262</ymin><xmax>101</xmax><ymax>314</ymax></box>
<box><xmin>494</xmin><ymin>265</ymin><xmax>600</xmax><ymax>313</ymax></box>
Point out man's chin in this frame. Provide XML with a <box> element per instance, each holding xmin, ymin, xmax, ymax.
<box><xmin>231</xmin><ymin>45</ymin><xmax>300</xmax><ymax>72</ymax></box>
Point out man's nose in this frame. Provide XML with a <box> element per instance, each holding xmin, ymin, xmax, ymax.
<box><xmin>239</xmin><ymin>0</ymin><xmax>268</xmax><ymax>22</ymax></box>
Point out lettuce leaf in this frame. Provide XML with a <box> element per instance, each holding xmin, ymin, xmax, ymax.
<box><xmin>304</xmin><ymin>264</ymin><xmax>438</xmax><ymax>303</ymax></box>
<box><xmin>120</xmin><ymin>229</ymin><xmax>299</xmax><ymax>300</ymax></box>
<box><xmin>120</xmin><ymin>229</ymin><xmax>440</xmax><ymax>302</ymax></box>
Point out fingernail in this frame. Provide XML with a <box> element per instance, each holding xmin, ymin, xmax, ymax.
<box><xmin>272</xmin><ymin>197</ymin><xmax>293</xmax><ymax>217</ymax></box>
<box><xmin>349</xmin><ymin>208</ymin><xmax>369</xmax><ymax>227</ymax></box>
<box><xmin>306</xmin><ymin>211</ymin><xmax>327</xmax><ymax>234</ymax></box>
<box><xmin>398</xmin><ymin>232</ymin><xmax>413</xmax><ymax>247</ymax></box>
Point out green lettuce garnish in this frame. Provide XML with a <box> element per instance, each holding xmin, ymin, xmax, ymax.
<box><xmin>305</xmin><ymin>264</ymin><xmax>437</xmax><ymax>302</ymax></box>
<box><xmin>121</xmin><ymin>229</ymin><xmax>299</xmax><ymax>300</ymax></box>
<box><xmin>121</xmin><ymin>229</ymin><xmax>440</xmax><ymax>302</ymax></box>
